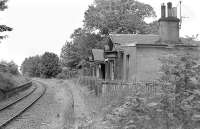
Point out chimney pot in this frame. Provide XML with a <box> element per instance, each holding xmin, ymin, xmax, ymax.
<box><xmin>172</xmin><ymin>7</ymin><xmax>177</xmax><ymax>17</ymax></box>
<box><xmin>161</xmin><ymin>3</ymin><xmax>166</xmax><ymax>18</ymax></box>
<box><xmin>167</xmin><ymin>2</ymin><xmax>172</xmax><ymax>17</ymax></box>
<box><xmin>167</xmin><ymin>2</ymin><xmax>172</xmax><ymax>8</ymax></box>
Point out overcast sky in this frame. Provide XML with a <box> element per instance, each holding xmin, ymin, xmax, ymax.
<box><xmin>0</xmin><ymin>0</ymin><xmax>199</xmax><ymax>66</ymax></box>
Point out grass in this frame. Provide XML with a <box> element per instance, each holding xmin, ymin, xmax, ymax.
<box><xmin>75</xmin><ymin>78</ymin><xmax>139</xmax><ymax>128</ymax></box>
<box><xmin>76</xmin><ymin>77</ymin><xmax>200</xmax><ymax>129</ymax></box>
<box><xmin>75</xmin><ymin>77</ymin><xmax>170</xmax><ymax>129</ymax></box>
<box><xmin>77</xmin><ymin>76</ymin><xmax>161</xmax><ymax>111</ymax></box>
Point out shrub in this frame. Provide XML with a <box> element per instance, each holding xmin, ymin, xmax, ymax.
<box><xmin>40</xmin><ymin>52</ymin><xmax>61</xmax><ymax>78</ymax></box>
<box><xmin>7</xmin><ymin>61</ymin><xmax>19</xmax><ymax>75</ymax></box>
<box><xmin>56</xmin><ymin>72</ymin><xmax>66</xmax><ymax>79</ymax></box>
<box><xmin>56</xmin><ymin>68</ymin><xmax>78</xmax><ymax>79</ymax></box>
<box><xmin>21</xmin><ymin>52</ymin><xmax>62</xmax><ymax>78</ymax></box>
<box><xmin>0</xmin><ymin>61</ymin><xmax>19</xmax><ymax>75</ymax></box>
<box><xmin>0</xmin><ymin>72</ymin><xmax>15</xmax><ymax>90</ymax></box>
<box><xmin>21</xmin><ymin>55</ymin><xmax>41</xmax><ymax>77</ymax></box>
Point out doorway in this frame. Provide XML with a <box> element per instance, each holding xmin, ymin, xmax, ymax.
<box><xmin>100</xmin><ymin>63</ymin><xmax>105</xmax><ymax>79</ymax></box>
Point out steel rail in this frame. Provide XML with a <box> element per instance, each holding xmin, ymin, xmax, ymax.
<box><xmin>0</xmin><ymin>81</ymin><xmax>46</xmax><ymax>128</ymax></box>
<box><xmin>0</xmin><ymin>85</ymin><xmax>37</xmax><ymax>111</ymax></box>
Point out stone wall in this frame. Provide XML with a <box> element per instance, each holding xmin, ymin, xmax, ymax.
<box><xmin>124</xmin><ymin>46</ymin><xmax>200</xmax><ymax>81</ymax></box>
<box><xmin>135</xmin><ymin>47</ymin><xmax>168</xmax><ymax>81</ymax></box>
<box><xmin>122</xmin><ymin>46</ymin><xmax>137</xmax><ymax>81</ymax></box>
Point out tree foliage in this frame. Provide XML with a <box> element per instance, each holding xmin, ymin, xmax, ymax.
<box><xmin>0</xmin><ymin>0</ymin><xmax>8</xmax><ymax>11</ymax></box>
<box><xmin>84</xmin><ymin>0</ymin><xmax>156</xmax><ymax>34</ymax></box>
<box><xmin>0</xmin><ymin>0</ymin><xmax>13</xmax><ymax>41</ymax></box>
<box><xmin>0</xmin><ymin>60</ymin><xmax>19</xmax><ymax>75</ymax></box>
<box><xmin>21</xmin><ymin>55</ymin><xmax>41</xmax><ymax>77</ymax></box>
<box><xmin>143</xmin><ymin>21</ymin><xmax>159</xmax><ymax>35</ymax></box>
<box><xmin>60</xmin><ymin>28</ymin><xmax>104</xmax><ymax>68</ymax></box>
<box><xmin>40</xmin><ymin>52</ymin><xmax>61</xmax><ymax>78</ymax></box>
<box><xmin>21</xmin><ymin>52</ymin><xmax>61</xmax><ymax>78</ymax></box>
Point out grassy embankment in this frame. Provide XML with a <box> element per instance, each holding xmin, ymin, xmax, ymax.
<box><xmin>0</xmin><ymin>63</ymin><xmax>29</xmax><ymax>100</ymax></box>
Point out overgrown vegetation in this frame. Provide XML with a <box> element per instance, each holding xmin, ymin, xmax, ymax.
<box><xmin>0</xmin><ymin>72</ymin><xmax>15</xmax><ymax>90</ymax></box>
<box><xmin>21</xmin><ymin>52</ymin><xmax>61</xmax><ymax>78</ymax></box>
<box><xmin>56</xmin><ymin>68</ymin><xmax>78</xmax><ymax>79</ymax></box>
<box><xmin>0</xmin><ymin>61</ymin><xmax>28</xmax><ymax>91</ymax></box>
<box><xmin>0</xmin><ymin>60</ymin><xmax>19</xmax><ymax>75</ymax></box>
<box><xmin>157</xmin><ymin>51</ymin><xmax>200</xmax><ymax>129</ymax></box>
<box><xmin>60</xmin><ymin>30</ymin><xmax>104</xmax><ymax>69</ymax></box>
<box><xmin>76</xmin><ymin>77</ymin><xmax>161</xmax><ymax>129</ymax></box>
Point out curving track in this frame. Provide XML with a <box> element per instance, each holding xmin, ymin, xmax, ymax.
<box><xmin>0</xmin><ymin>81</ymin><xmax>46</xmax><ymax>128</ymax></box>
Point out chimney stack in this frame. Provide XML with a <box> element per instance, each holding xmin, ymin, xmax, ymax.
<box><xmin>172</xmin><ymin>7</ymin><xmax>177</xmax><ymax>17</ymax></box>
<box><xmin>161</xmin><ymin>3</ymin><xmax>166</xmax><ymax>18</ymax></box>
<box><xmin>167</xmin><ymin>2</ymin><xmax>172</xmax><ymax>17</ymax></box>
<box><xmin>159</xmin><ymin>2</ymin><xmax>180</xmax><ymax>43</ymax></box>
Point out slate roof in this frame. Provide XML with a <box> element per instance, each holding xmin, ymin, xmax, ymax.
<box><xmin>92</xmin><ymin>49</ymin><xmax>104</xmax><ymax>61</ymax></box>
<box><xmin>109</xmin><ymin>34</ymin><xmax>160</xmax><ymax>45</ymax></box>
<box><xmin>109</xmin><ymin>34</ymin><xmax>200</xmax><ymax>46</ymax></box>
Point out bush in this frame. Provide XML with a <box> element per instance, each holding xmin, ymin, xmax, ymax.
<box><xmin>21</xmin><ymin>52</ymin><xmax>61</xmax><ymax>78</ymax></box>
<box><xmin>0</xmin><ymin>72</ymin><xmax>15</xmax><ymax>90</ymax></box>
<box><xmin>56</xmin><ymin>72</ymin><xmax>66</xmax><ymax>79</ymax></box>
<box><xmin>40</xmin><ymin>52</ymin><xmax>61</xmax><ymax>78</ymax></box>
<box><xmin>56</xmin><ymin>68</ymin><xmax>78</xmax><ymax>79</ymax></box>
<box><xmin>7</xmin><ymin>62</ymin><xmax>19</xmax><ymax>75</ymax></box>
<box><xmin>0</xmin><ymin>61</ymin><xmax>19</xmax><ymax>75</ymax></box>
<box><xmin>21</xmin><ymin>55</ymin><xmax>41</xmax><ymax>77</ymax></box>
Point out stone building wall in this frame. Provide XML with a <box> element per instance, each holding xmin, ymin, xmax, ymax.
<box><xmin>135</xmin><ymin>47</ymin><xmax>168</xmax><ymax>81</ymax></box>
<box><xmin>122</xmin><ymin>46</ymin><xmax>137</xmax><ymax>81</ymax></box>
<box><xmin>121</xmin><ymin>46</ymin><xmax>200</xmax><ymax>81</ymax></box>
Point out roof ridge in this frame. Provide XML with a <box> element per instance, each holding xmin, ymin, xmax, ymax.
<box><xmin>109</xmin><ymin>34</ymin><xmax>159</xmax><ymax>36</ymax></box>
<box><xmin>109</xmin><ymin>34</ymin><xmax>160</xmax><ymax>45</ymax></box>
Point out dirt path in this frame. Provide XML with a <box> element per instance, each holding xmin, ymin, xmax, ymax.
<box><xmin>65</xmin><ymin>80</ymin><xmax>92</xmax><ymax>129</ymax></box>
<box><xmin>65</xmin><ymin>80</ymin><xmax>110</xmax><ymax>129</ymax></box>
<box><xmin>3</xmin><ymin>79</ymin><xmax>74</xmax><ymax>129</ymax></box>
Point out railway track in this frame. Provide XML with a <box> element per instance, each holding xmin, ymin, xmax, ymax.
<box><xmin>0</xmin><ymin>81</ymin><xmax>46</xmax><ymax>128</ymax></box>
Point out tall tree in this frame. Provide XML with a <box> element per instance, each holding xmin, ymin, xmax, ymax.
<box><xmin>21</xmin><ymin>52</ymin><xmax>61</xmax><ymax>78</ymax></box>
<box><xmin>0</xmin><ymin>0</ymin><xmax>12</xmax><ymax>40</ymax></box>
<box><xmin>60</xmin><ymin>28</ymin><xmax>103</xmax><ymax>68</ymax></box>
<box><xmin>84</xmin><ymin>0</ymin><xmax>156</xmax><ymax>34</ymax></box>
<box><xmin>0</xmin><ymin>0</ymin><xmax>8</xmax><ymax>10</ymax></box>
<box><xmin>40</xmin><ymin>52</ymin><xmax>61</xmax><ymax>78</ymax></box>
<box><xmin>143</xmin><ymin>21</ymin><xmax>159</xmax><ymax>34</ymax></box>
<box><xmin>60</xmin><ymin>41</ymin><xmax>79</xmax><ymax>68</ymax></box>
<box><xmin>21</xmin><ymin>55</ymin><xmax>41</xmax><ymax>77</ymax></box>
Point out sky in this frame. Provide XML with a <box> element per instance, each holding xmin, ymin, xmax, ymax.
<box><xmin>0</xmin><ymin>0</ymin><xmax>199</xmax><ymax>66</ymax></box>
